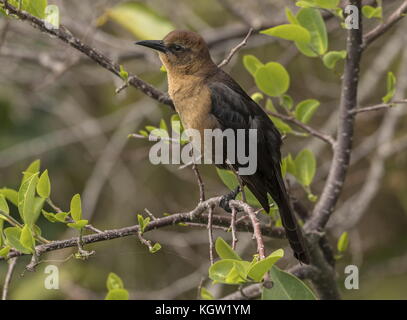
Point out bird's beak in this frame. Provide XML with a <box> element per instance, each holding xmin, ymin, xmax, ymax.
<box><xmin>135</xmin><ymin>40</ymin><xmax>167</xmax><ymax>53</ymax></box>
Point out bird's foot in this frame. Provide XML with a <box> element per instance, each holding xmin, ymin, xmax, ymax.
<box><xmin>219</xmin><ymin>186</ymin><xmax>241</xmax><ymax>213</ymax></box>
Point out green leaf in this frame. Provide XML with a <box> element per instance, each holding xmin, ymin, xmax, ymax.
<box><xmin>7</xmin><ymin>0</ymin><xmax>48</xmax><ymax>18</ymax></box>
<box><xmin>247</xmin><ymin>249</ymin><xmax>284</xmax><ymax>282</ymax></box>
<box><xmin>106</xmin><ymin>272</ymin><xmax>124</xmax><ymax>290</ymax></box>
<box><xmin>105</xmin><ymin>289</ymin><xmax>129</xmax><ymax>300</ymax></box>
<box><xmin>261</xmin><ymin>24</ymin><xmax>311</xmax><ymax>43</ymax></box>
<box><xmin>0</xmin><ymin>194</ymin><xmax>10</xmax><ymax>214</ymax></box>
<box><xmin>209</xmin><ymin>259</ymin><xmax>249</xmax><ymax>284</ymax></box>
<box><xmin>0</xmin><ymin>188</ymin><xmax>18</xmax><ymax>207</ymax></box>
<box><xmin>150</xmin><ymin>243</ymin><xmax>161</xmax><ymax>253</ymax></box>
<box><xmin>42</xmin><ymin>210</ymin><xmax>57</xmax><ymax>223</ymax></box>
<box><xmin>285</xmin><ymin>7</ymin><xmax>299</xmax><ymax>24</ymax></box>
<box><xmin>4</xmin><ymin>227</ymin><xmax>31</xmax><ymax>254</ymax></box>
<box><xmin>22</xmin><ymin>159</ymin><xmax>40</xmax><ymax>183</ymax></box>
<box><xmin>0</xmin><ymin>246</ymin><xmax>10</xmax><ymax>258</ymax></box>
<box><xmin>103</xmin><ymin>2</ymin><xmax>175</xmax><ymax>40</ymax></box>
<box><xmin>382</xmin><ymin>72</ymin><xmax>396</xmax><ymax>103</ymax></box>
<box><xmin>295</xmin><ymin>8</ymin><xmax>328</xmax><ymax>57</ymax></box>
<box><xmin>255</xmin><ymin>62</ymin><xmax>290</xmax><ymax>97</ymax></box>
<box><xmin>269</xmin><ymin>116</ymin><xmax>293</xmax><ymax>134</ymax></box>
<box><xmin>296</xmin><ymin>0</ymin><xmax>339</xmax><ymax>9</ymax></box>
<box><xmin>37</xmin><ymin>170</ymin><xmax>51</xmax><ymax>198</ymax></box>
<box><xmin>159</xmin><ymin>118</ymin><xmax>168</xmax><ymax>132</ymax></box>
<box><xmin>285</xmin><ymin>154</ymin><xmax>297</xmax><ymax>177</ymax></box>
<box><xmin>70</xmin><ymin>194</ymin><xmax>82</xmax><ymax>221</ymax></box>
<box><xmin>32</xmin><ymin>197</ymin><xmax>45</xmax><ymax>225</ymax></box>
<box><xmin>262</xmin><ymin>266</ymin><xmax>317</xmax><ymax>300</ymax></box>
<box><xmin>295</xmin><ymin>149</ymin><xmax>316</xmax><ymax>187</ymax></box>
<box><xmin>295</xmin><ymin>99</ymin><xmax>320</xmax><ymax>123</ymax></box>
<box><xmin>216</xmin><ymin>168</ymin><xmax>239</xmax><ymax>191</ymax></box>
<box><xmin>119</xmin><ymin>65</ymin><xmax>129</xmax><ymax>81</ymax></box>
<box><xmin>200</xmin><ymin>287</ymin><xmax>214</xmax><ymax>300</ymax></box>
<box><xmin>137</xmin><ymin>214</ymin><xmax>150</xmax><ymax>233</ymax></box>
<box><xmin>44</xmin><ymin>4</ymin><xmax>59</xmax><ymax>28</ymax></box>
<box><xmin>67</xmin><ymin>219</ymin><xmax>88</xmax><ymax>230</ymax></box>
<box><xmin>215</xmin><ymin>237</ymin><xmax>242</xmax><ymax>260</ymax></box>
<box><xmin>20</xmin><ymin>225</ymin><xmax>35</xmax><ymax>253</ymax></box>
<box><xmin>337</xmin><ymin>231</ymin><xmax>349</xmax><ymax>253</ymax></box>
<box><xmin>18</xmin><ymin>173</ymin><xmax>39</xmax><ymax>226</ymax></box>
<box><xmin>250</xmin><ymin>92</ymin><xmax>264</xmax><ymax>104</ymax></box>
<box><xmin>281</xmin><ymin>94</ymin><xmax>294</xmax><ymax>110</ymax></box>
<box><xmin>243</xmin><ymin>55</ymin><xmax>264</xmax><ymax>77</ymax></box>
<box><xmin>55</xmin><ymin>212</ymin><xmax>69</xmax><ymax>223</ymax></box>
<box><xmin>323</xmin><ymin>50</ymin><xmax>347</xmax><ymax>69</ymax></box>
<box><xmin>362</xmin><ymin>5</ymin><xmax>382</xmax><ymax>19</ymax></box>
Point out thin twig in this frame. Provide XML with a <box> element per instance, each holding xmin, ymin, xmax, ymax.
<box><xmin>230</xmin><ymin>206</ymin><xmax>238</xmax><ymax>250</ymax></box>
<box><xmin>144</xmin><ymin>208</ymin><xmax>158</xmax><ymax>221</ymax></box>
<box><xmin>207</xmin><ymin>206</ymin><xmax>214</xmax><ymax>265</ymax></box>
<box><xmin>192</xmin><ymin>164</ymin><xmax>205</xmax><ymax>203</ymax></box>
<box><xmin>1</xmin><ymin>257</ymin><xmax>17</xmax><ymax>300</ymax></box>
<box><xmin>218</xmin><ymin>28</ymin><xmax>254</xmax><ymax>68</ymax></box>
<box><xmin>352</xmin><ymin>100</ymin><xmax>407</xmax><ymax>114</ymax></box>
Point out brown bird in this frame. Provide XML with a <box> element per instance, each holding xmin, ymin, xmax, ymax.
<box><xmin>136</xmin><ymin>30</ymin><xmax>310</xmax><ymax>264</ymax></box>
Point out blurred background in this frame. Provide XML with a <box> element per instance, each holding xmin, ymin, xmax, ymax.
<box><xmin>0</xmin><ymin>0</ymin><xmax>406</xmax><ymax>299</ymax></box>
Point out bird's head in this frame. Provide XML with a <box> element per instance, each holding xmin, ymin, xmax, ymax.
<box><xmin>135</xmin><ymin>30</ymin><xmax>215</xmax><ymax>75</ymax></box>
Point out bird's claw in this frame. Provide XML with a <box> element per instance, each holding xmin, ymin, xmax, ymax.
<box><xmin>219</xmin><ymin>186</ymin><xmax>241</xmax><ymax>213</ymax></box>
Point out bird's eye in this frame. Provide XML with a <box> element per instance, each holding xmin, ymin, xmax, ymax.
<box><xmin>172</xmin><ymin>44</ymin><xmax>184</xmax><ymax>52</ymax></box>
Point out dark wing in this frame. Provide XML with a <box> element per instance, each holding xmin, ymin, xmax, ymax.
<box><xmin>207</xmin><ymin>73</ymin><xmax>310</xmax><ymax>264</ymax></box>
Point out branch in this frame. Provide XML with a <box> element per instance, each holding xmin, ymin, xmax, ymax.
<box><xmin>1</xmin><ymin>196</ymin><xmax>285</xmax><ymax>261</ymax></box>
<box><xmin>362</xmin><ymin>0</ymin><xmax>407</xmax><ymax>49</ymax></box>
<box><xmin>352</xmin><ymin>100</ymin><xmax>407</xmax><ymax>114</ymax></box>
<box><xmin>217</xmin><ymin>28</ymin><xmax>253</xmax><ymax>68</ymax></box>
<box><xmin>0</xmin><ymin>0</ymin><xmax>173</xmax><ymax>107</ymax></box>
<box><xmin>266</xmin><ymin>111</ymin><xmax>336</xmax><ymax>147</ymax></box>
<box><xmin>1</xmin><ymin>257</ymin><xmax>17</xmax><ymax>300</ymax></box>
<box><xmin>306</xmin><ymin>0</ymin><xmax>363</xmax><ymax>231</ymax></box>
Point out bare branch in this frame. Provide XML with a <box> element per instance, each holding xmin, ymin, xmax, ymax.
<box><xmin>352</xmin><ymin>100</ymin><xmax>407</xmax><ymax>114</ymax></box>
<box><xmin>1</xmin><ymin>257</ymin><xmax>17</xmax><ymax>300</ymax></box>
<box><xmin>218</xmin><ymin>28</ymin><xmax>254</xmax><ymax>68</ymax></box>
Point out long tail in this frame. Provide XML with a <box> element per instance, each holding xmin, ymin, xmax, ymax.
<box><xmin>245</xmin><ymin>170</ymin><xmax>310</xmax><ymax>264</ymax></box>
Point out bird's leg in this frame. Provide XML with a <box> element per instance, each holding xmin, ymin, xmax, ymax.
<box><xmin>219</xmin><ymin>186</ymin><xmax>241</xmax><ymax>213</ymax></box>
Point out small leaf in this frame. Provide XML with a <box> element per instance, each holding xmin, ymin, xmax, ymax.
<box><xmin>382</xmin><ymin>72</ymin><xmax>396</xmax><ymax>103</ymax></box>
<box><xmin>255</xmin><ymin>62</ymin><xmax>290</xmax><ymax>97</ymax></box>
<box><xmin>20</xmin><ymin>225</ymin><xmax>35</xmax><ymax>253</ymax></box>
<box><xmin>22</xmin><ymin>160</ymin><xmax>40</xmax><ymax>183</ymax></box>
<box><xmin>55</xmin><ymin>212</ymin><xmax>69</xmax><ymax>223</ymax></box>
<box><xmin>323</xmin><ymin>50</ymin><xmax>347</xmax><ymax>69</ymax></box>
<box><xmin>200</xmin><ymin>287</ymin><xmax>214</xmax><ymax>300</ymax></box>
<box><xmin>295</xmin><ymin>99</ymin><xmax>320</xmax><ymax>123</ymax></box>
<box><xmin>150</xmin><ymin>243</ymin><xmax>161</xmax><ymax>253</ymax></box>
<box><xmin>251</xmin><ymin>92</ymin><xmax>264</xmax><ymax>104</ymax></box>
<box><xmin>208</xmin><ymin>259</ymin><xmax>249</xmax><ymax>284</ymax></box>
<box><xmin>243</xmin><ymin>55</ymin><xmax>264</xmax><ymax>77</ymax></box>
<box><xmin>215</xmin><ymin>237</ymin><xmax>242</xmax><ymax>260</ymax></box>
<box><xmin>295</xmin><ymin>8</ymin><xmax>328</xmax><ymax>57</ymax></box>
<box><xmin>285</xmin><ymin>7</ymin><xmax>299</xmax><ymax>24</ymax></box>
<box><xmin>285</xmin><ymin>154</ymin><xmax>297</xmax><ymax>177</ymax></box>
<box><xmin>106</xmin><ymin>272</ymin><xmax>124</xmax><ymax>290</ymax></box>
<box><xmin>70</xmin><ymin>194</ymin><xmax>82</xmax><ymax>221</ymax></box>
<box><xmin>44</xmin><ymin>4</ymin><xmax>59</xmax><ymax>29</ymax></box>
<box><xmin>0</xmin><ymin>246</ymin><xmax>10</xmax><ymax>258</ymax></box>
<box><xmin>0</xmin><ymin>194</ymin><xmax>10</xmax><ymax>214</ymax></box>
<box><xmin>42</xmin><ymin>210</ymin><xmax>57</xmax><ymax>223</ymax></box>
<box><xmin>67</xmin><ymin>219</ymin><xmax>88</xmax><ymax>230</ymax></box>
<box><xmin>262</xmin><ymin>266</ymin><xmax>317</xmax><ymax>300</ymax></box>
<box><xmin>362</xmin><ymin>5</ymin><xmax>382</xmax><ymax>19</ymax></box>
<box><xmin>119</xmin><ymin>65</ymin><xmax>129</xmax><ymax>81</ymax></box>
<box><xmin>105</xmin><ymin>289</ymin><xmax>129</xmax><ymax>300</ymax></box>
<box><xmin>295</xmin><ymin>149</ymin><xmax>316</xmax><ymax>187</ymax></box>
<box><xmin>18</xmin><ymin>173</ymin><xmax>39</xmax><ymax>226</ymax></box>
<box><xmin>4</xmin><ymin>227</ymin><xmax>31</xmax><ymax>254</ymax></box>
<box><xmin>337</xmin><ymin>231</ymin><xmax>349</xmax><ymax>253</ymax></box>
<box><xmin>0</xmin><ymin>188</ymin><xmax>18</xmax><ymax>207</ymax></box>
<box><xmin>269</xmin><ymin>116</ymin><xmax>293</xmax><ymax>134</ymax></box>
<box><xmin>247</xmin><ymin>249</ymin><xmax>284</xmax><ymax>282</ymax></box>
<box><xmin>281</xmin><ymin>94</ymin><xmax>294</xmax><ymax>110</ymax></box>
<box><xmin>261</xmin><ymin>24</ymin><xmax>311</xmax><ymax>43</ymax></box>
<box><xmin>216</xmin><ymin>168</ymin><xmax>239</xmax><ymax>191</ymax></box>
<box><xmin>159</xmin><ymin>118</ymin><xmax>168</xmax><ymax>132</ymax></box>
<box><xmin>37</xmin><ymin>170</ymin><xmax>51</xmax><ymax>198</ymax></box>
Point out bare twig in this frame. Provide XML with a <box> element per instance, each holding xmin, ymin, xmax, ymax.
<box><xmin>1</xmin><ymin>257</ymin><xmax>17</xmax><ymax>300</ymax></box>
<box><xmin>192</xmin><ymin>164</ymin><xmax>205</xmax><ymax>203</ymax></box>
<box><xmin>218</xmin><ymin>28</ymin><xmax>254</xmax><ymax>68</ymax></box>
<box><xmin>266</xmin><ymin>111</ymin><xmax>336</xmax><ymax>147</ymax></box>
<box><xmin>362</xmin><ymin>0</ymin><xmax>407</xmax><ymax>49</ymax></box>
<box><xmin>230</xmin><ymin>206</ymin><xmax>238</xmax><ymax>250</ymax></box>
<box><xmin>352</xmin><ymin>100</ymin><xmax>407</xmax><ymax>114</ymax></box>
<box><xmin>207</xmin><ymin>206</ymin><xmax>214</xmax><ymax>265</ymax></box>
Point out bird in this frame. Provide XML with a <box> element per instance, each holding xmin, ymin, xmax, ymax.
<box><xmin>135</xmin><ymin>30</ymin><xmax>310</xmax><ymax>264</ymax></box>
